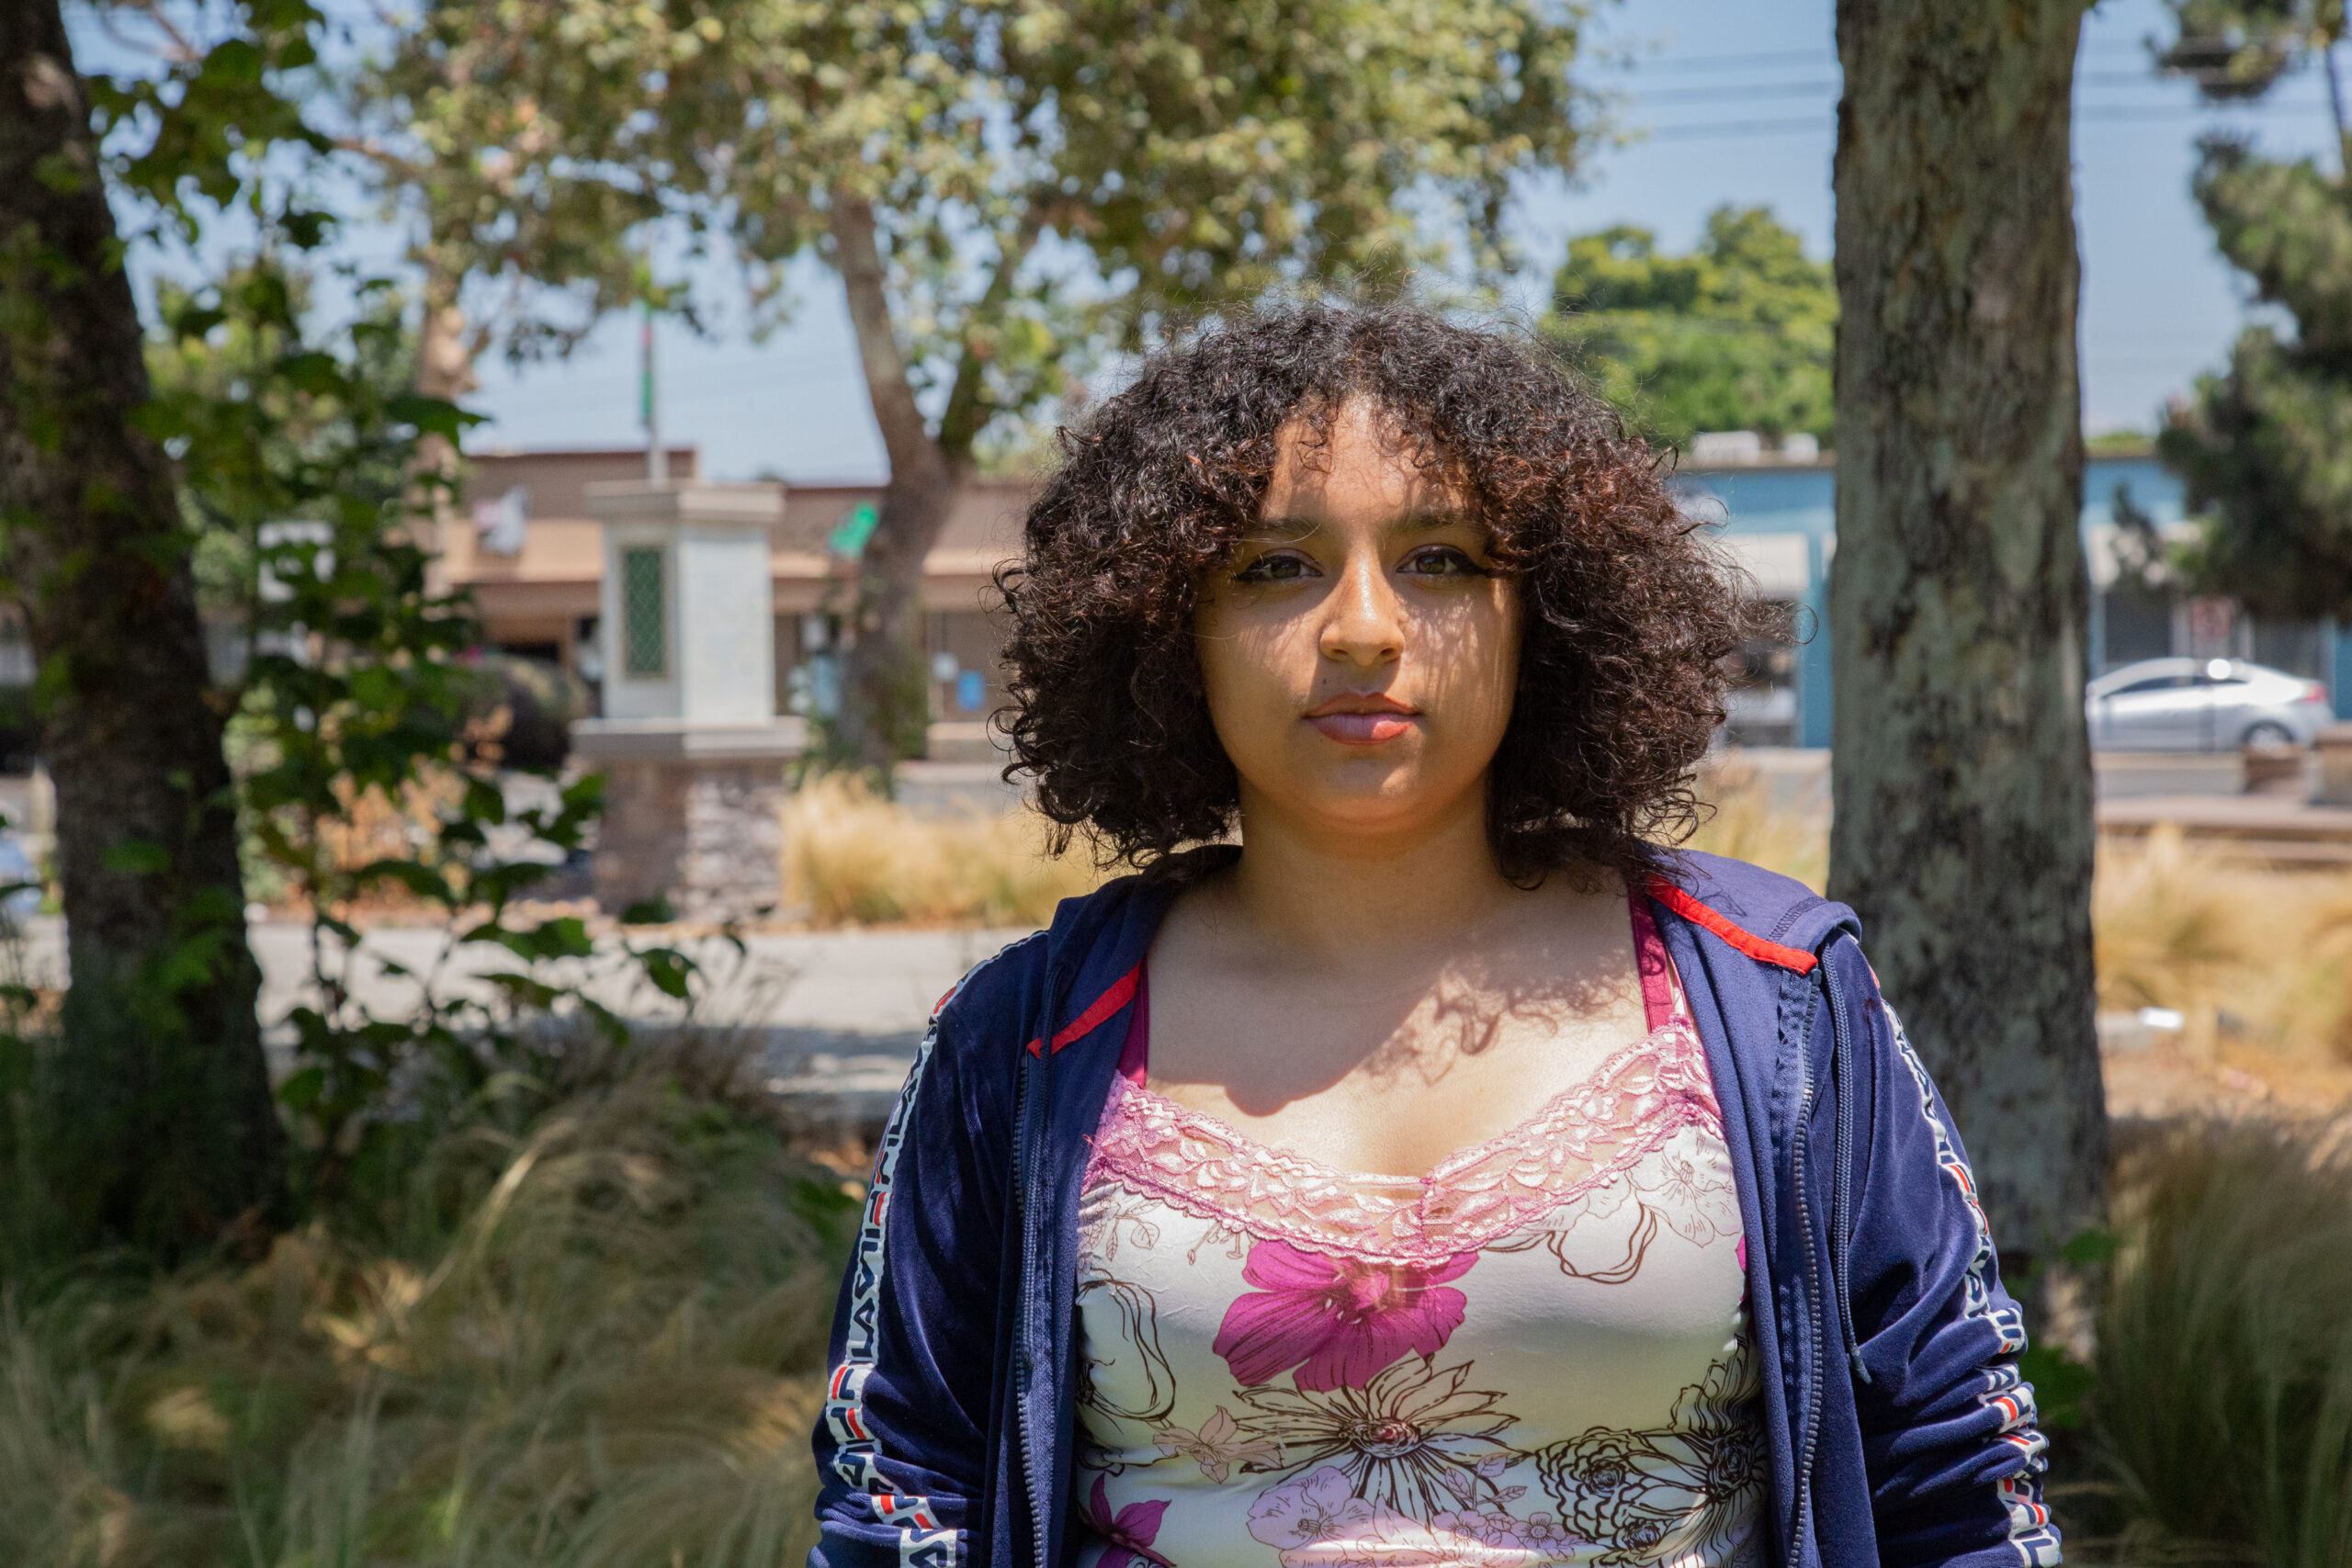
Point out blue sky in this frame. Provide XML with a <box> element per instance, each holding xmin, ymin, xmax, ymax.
<box><xmin>447</xmin><ymin>0</ymin><xmax>2346</xmax><ymax>479</ymax></box>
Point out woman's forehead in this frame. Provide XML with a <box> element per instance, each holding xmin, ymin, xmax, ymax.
<box><xmin>1264</xmin><ymin>397</ymin><xmax>1464</xmax><ymax>514</ymax></box>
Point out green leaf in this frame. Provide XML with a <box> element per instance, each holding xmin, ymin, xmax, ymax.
<box><xmin>101</xmin><ymin>839</ymin><xmax>172</xmax><ymax>876</ymax></box>
<box><xmin>353</xmin><ymin>859</ymin><xmax>454</xmax><ymax>903</ymax></box>
<box><xmin>386</xmin><ymin>394</ymin><xmax>485</xmax><ymax>442</ymax></box>
<box><xmin>280</xmin><ymin>209</ymin><xmax>335</xmax><ymax>249</ymax></box>
<box><xmin>277</xmin><ymin>351</ymin><xmax>343</xmax><ymax>395</ymax></box>
<box><xmin>2016</xmin><ymin>1343</ymin><xmax>2095</xmax><ymax>1431</ymax></box>
<box><xmin>619</xmin><ymin>895</ymin><xmax>675</xmax><ymax>925</ymax></box>
<box><xmin>638</xmin><ymin>946</ymin><xmax>696</xmax><ymax>1000</ymax></box>
<box><xmin>462</xmin><ymin>776</ymin><xmax>506</xmax><ymax>825</ymax></box>
<box><xmin>2060</xmin><ymin>1227</ymin><xmax>2120</xmax><ymax>1268</ymax></box>
<box><xmin>277</xmin><ymin>1064</ymin><xmax>326</xmax><ymax>1112</ymax></box>
<box><xmin>169</xmin><ymin>304</ymin><xmax>228</xmax><ymax>342</ymax></box>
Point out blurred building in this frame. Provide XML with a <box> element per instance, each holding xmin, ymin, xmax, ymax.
<box><xmin>1679</xmin><ymin>441</ymin><xmax>2351</xmax><ymax>749</ymax></box>
<box><xmin>447</xmin><ymin>441</ymin><xmax>2346</xmax><ymax>760</ymax></box>
<box><xmin>450</xmin><ymin>447</ymin><xmax>1022</xmax><ymax>759</ymax></box>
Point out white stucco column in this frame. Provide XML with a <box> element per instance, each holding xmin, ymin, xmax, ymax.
<box><xmin>571</xmin><ymin>482</ymin><xmax>802</xmax><ymax>921</ymax></box>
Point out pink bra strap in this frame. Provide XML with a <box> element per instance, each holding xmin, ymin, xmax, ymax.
<box><xmin>1116</xmin><ymin>965</ymin><xmax>1151</xmax><ymax>1084</ymax></box>
<box><xmin>1630</xmin><ymin>885</ymin><xmax>1678</xmax><ymax>1034</ymax></box>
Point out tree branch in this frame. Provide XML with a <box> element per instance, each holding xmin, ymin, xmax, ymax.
<box><xmin>934</xmin><ymin>209</ymin><xmax>1046</xmax><ymax>464</ymax></box>
<box><xmin>831</xmin><ymin>192</ymin><xmax>950</xmax><ymax>491</ymax></box>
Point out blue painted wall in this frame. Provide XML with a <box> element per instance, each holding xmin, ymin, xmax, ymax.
<box><xmin>1671</xmin><ymin>457</ymin><xmax>2265</xmax><ymax>744</ymax></box>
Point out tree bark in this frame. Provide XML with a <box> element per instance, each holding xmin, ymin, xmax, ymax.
<box><xmin>0</xmin><ymin>5</ymin><xmax>283</xmax><ymax>1258</ymax></box>
<box><xmin>1829</xmin><ymin>0</ymin><xmax>2105</xmax><ymax>1262</ymax></box>
<box><xmin>831</xmin><ymin>196</ymin><xmax>959</xmax><ymax>772</ymax></box>
<box><xmin>412</xmin><ymin>259</ymin><xmax>480</xmax><ymax>592</ymax></box>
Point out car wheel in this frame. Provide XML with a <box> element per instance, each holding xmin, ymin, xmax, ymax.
<box><xmin>2244</xmin><ymin>720</ymin><xmax>2298</xmax><ymax>750</ymax></box>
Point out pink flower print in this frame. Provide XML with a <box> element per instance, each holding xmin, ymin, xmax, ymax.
<box><xmin>1153</xmin><ymin>1404</ymin><xmax>1283</xmax><ymax>1483</ymax></box>
<box><xmin>1077</xmin><ymin>1473</ymin><xmax>1172</xmax><ymax>1568</ymax></box>
<box><xmin>1215</xmin><ymin>1240</ymin><xmax>1476</xmax><ymax>1391</ymax></box>
<box><xmin>1247</xmin><ymin>1466</ymin><xmax>1381</xmax><ymax>1555</ymax></box>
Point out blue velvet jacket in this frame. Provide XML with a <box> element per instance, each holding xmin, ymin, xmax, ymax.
<box><xmin>810</xmin><ymin>851</ymin><xmax>2060</xmax><ymax>1568</ymax></box>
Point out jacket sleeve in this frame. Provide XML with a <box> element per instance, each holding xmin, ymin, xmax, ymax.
<box><xmin>810</xmin><ymin>948</ymin><xmax>1029</xmax><ymax>1568</ymax></box>
<box><xmin>1830</xmin><ymin>940</ymin><xmax>2063</xmax><ymax>1568</ymax></box>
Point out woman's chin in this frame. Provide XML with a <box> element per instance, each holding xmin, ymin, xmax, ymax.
<box><xmin>1257</xmin><ymin>771</ymin><xmax>1483</xmax><ymax>842</ymax></box>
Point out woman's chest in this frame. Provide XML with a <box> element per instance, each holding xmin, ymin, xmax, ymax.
<box><xmin>1068</xmin><ymin>1035</ymin><xmax>1764</xmax><ymax>1568</ymax></box>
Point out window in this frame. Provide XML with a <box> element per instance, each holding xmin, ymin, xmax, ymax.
<box><xmin>2112</xmin><ymin>674</ymin><xmax>2189</xmax><ymax>696</ymax></box>
<box><xmin>620</xmin><ymin>545</ymin><xmax>667</xmax><ymax>678</ymax></box>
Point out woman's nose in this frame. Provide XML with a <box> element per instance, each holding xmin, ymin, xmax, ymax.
<box><xmin>1318</xmin><ymin>551</ymin><xmax>1404</xmax><ymax>668</ymax></box>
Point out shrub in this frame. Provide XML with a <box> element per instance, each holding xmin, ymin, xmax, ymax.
<box><xmin>0</xmin><ymin>1039</ymin><xmax>853</xmax><ymax>1567</ymax></box>
<box><xmin>781</xmin><ymin>770</ymin><xmax>1105</xmax><ymax>927</ymax></box>
<box><xmin>2090</xmin><ymin>1120</ymin><xmax>2352</xmax><ymax>1566</ymax></box>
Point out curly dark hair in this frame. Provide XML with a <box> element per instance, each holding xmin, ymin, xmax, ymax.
<box><xmin>997</xmin><ymin>303</ymin><xmax>1748</xmax><ymax>885</ymax></box>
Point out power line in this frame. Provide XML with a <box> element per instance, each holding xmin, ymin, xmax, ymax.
<box><xmin>1608</xmin><ymin>47</ymin><xmax>1834</xmax><ymax>73</ymax></box>
<box><xmin>1634</xmin><ymin>96</ymin><xmax>2340</xmax><ymax>142</ymax></box>
<box><xmin>1633</xmin><ymin>81</ymin><xmax>1839</xmax><ymax>105</ymax></box>
<box><xmin>1638</xmin><ymin>117</ymin><xmax>1829</xmax><ymax>141</ymax></box>
<box><xmin>1615</xmin><ymin>34</ymin><xmax>2154</xmax><ymax>76</ymax></box>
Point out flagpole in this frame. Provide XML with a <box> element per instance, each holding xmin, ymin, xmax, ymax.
<box><xmin>640</xmin><ymin>301</ymin><xmax>666</xmax><ymax>484</ymax></box>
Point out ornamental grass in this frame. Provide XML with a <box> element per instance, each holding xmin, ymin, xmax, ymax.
<box><xmin>0</xmin><ymin>1038</ymin><xmax>853</xmax><ymax>1568</ymax></box>
<box><xmin>2079</xmin><ymin>1118</ymin><xmax>2352</xmax><ymax>1567</ymax></box>
<box><xmin>779</xmin><ymin>769</ymin><xmax>1106</xmax><ymax>928</ymax></box>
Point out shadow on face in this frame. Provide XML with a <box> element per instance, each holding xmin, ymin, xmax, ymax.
<box><xmin>1192</xmin><ymin>396</ymin><xmax>1523</xmax><ymax>848</ymax></box>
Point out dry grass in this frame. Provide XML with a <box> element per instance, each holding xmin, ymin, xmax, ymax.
<box><xmin>1684</xmin><ymin>754</ymin><xmax>1829</xmax><ymax>890</ymax></box>
<box><xmin>2092</xmin><ymin>829</ymin><xmax>2352</xmax><ymax>1085</ymax></box>
<box><xmin>780</xmin><ymin>771</ymin><xmax>1107</xmax><ymax>928</ymax></box>
<box><xmin>0</xmin><ymin>1051</ymin><xmax>849</xmax><ymax>1567</ymax></box>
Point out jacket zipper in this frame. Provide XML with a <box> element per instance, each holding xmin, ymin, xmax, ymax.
<box><xmin>1015</xmin><ymin>963</ymin><xmax>1075</xmax><ymax>1568</ymax></box>
<box><xmin>1787</xmin><ymin>976</ymin><xmax>1826</xmax><ymax>1567</ymax></box>
<box><xmin>1824</xmin><ymin>959</ymin><xmax>1871</xmax><ymax>1385</ymax></box>
<box><xmin>1011</xmin><ymin>1047</ymin><xmax>1050</xmax><ymax>1568</ymax></box>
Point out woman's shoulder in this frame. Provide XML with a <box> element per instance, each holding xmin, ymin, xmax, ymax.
<box><xmin>1643</xmin><ymin>847</ymin><xmax>1860</xmax><ymax>976</ymax></box>
<box><xmin>931</xmin><ymin>867</ymin><xmax>1175</xmax><ymax>1048</ymax></box>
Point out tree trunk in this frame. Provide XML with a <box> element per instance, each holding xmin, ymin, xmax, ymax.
<box><xmin>0</xmin><ymin>6</ymin><xmax>283</xmax><ymax>1258</ymax></box>
<box><xmin>412</xmin><ymin>260</ymin><xmax>480</xmax><ymax>590</ymax></box>
<box><xmin>1828</xmin><ymin>0</ymin><xmax>2105</xmax><ymax>1263</ymax></box>
<box><xmin>831</xmin><ymin>197</ymin><xmax>959</xmax><ymax>773</ymax></box>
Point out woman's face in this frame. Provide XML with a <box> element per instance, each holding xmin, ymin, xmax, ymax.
<box><xmin>1194</xmin><ymin>398</ymin><xmax>1521</xmax><ymax>840</ymax></box>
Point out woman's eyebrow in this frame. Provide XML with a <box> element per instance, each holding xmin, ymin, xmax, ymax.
<box><xmin>1242</xmin><ymin>515</ymin><xmax>1325</xmax><ymax>543</ymax></box>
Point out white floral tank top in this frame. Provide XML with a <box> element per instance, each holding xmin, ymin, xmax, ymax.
<box><xmin>1072</xmin><ymin>897</ymin><xmax>1764</xmax><ymax>1568</ymax></box>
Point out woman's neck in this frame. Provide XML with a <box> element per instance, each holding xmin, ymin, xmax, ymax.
<box><xmin>1216</xmin><ymin>775</ymin><xmax>1529</xmax><ymax>971</ymax></box>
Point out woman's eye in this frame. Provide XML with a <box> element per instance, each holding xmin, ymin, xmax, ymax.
<box><xmin>1401</xmin><ymin>547</ymin><xmax>1480</xmax><ymax>577</ymax></box>
<box><xmin>1235</xmin><ymin>551</ymin><xmax>1317</xmax><ymax>583</ymax></box>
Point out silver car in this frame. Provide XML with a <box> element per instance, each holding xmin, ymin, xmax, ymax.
<box><xmin>2086</xmin><ymin>657</ymin><xmax>2332</xmax><ymax>750</ymax></box>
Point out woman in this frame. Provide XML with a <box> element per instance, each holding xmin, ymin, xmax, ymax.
<box><xmin>810</xmin><ymin>307</ymin><xmax>2054</xmax><ymax>1568</ymax></box>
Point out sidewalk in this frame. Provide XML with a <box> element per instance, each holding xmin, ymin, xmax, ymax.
<box><xmin>0</xmin><ymin>915</ymin><xmax>1035</xmax><ymax>1128</ymax></box>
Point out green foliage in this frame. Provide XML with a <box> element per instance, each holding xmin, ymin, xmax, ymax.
<box><xmin>2087</xmin><ymin>1122</ymin><xmax>2352</xmax><ymax>1565</ymax></box>
<box><xmin>386</xmin><ymin>0</ymin><xmax>1607</xmax><ymax>455</ymax></box>
<box><xmin>1544</xmin><ymin>205</ymin><xmax>1836</xmax><ymax>448</ymax></box>
<box><xmin>2159</xmin><ymin>140</ymin><xmax>2352</xmax><ymax>615</ymax></box>
<box><xmin>0</xmin><ymin>0</ymin><xmax>728</xmax><ymax>1260</ymax></box>
<box><xmin>2155</xmin><ymin>0</ymin><xmax>2345</xmax><ymax>102</ymax></box>
<box><xmin>346</xmin><ymin>0</ymin><xmax>676</xmax><ymax>372</ymax></box>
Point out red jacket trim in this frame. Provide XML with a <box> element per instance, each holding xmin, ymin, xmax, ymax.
<box><xmin>1023</xmin><ymin>963</ymin><xmax>1143</xmax><ymax>1056</ymax></box>
<box><xmin>1648</xmin><ymin>879</ymin><xmax>1820</xmax><ymax>976</ymax></box>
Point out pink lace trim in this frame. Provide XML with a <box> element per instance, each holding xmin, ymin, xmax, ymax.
<box><xmin>1081</xmin><ymin>1017</ymin><xmax>1724</xmax><ymax>1264</ymax></box>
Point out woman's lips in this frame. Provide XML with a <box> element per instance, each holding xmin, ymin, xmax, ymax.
<box><xmin>1303</xmin><ymin>694</ymin><xmax>1419</xmax><ymax>746</ymax></box>
<box><xmin>1307</xmin><ymin>712</ymin><xmax>1417</xmax><ymax>744</ymax></box>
